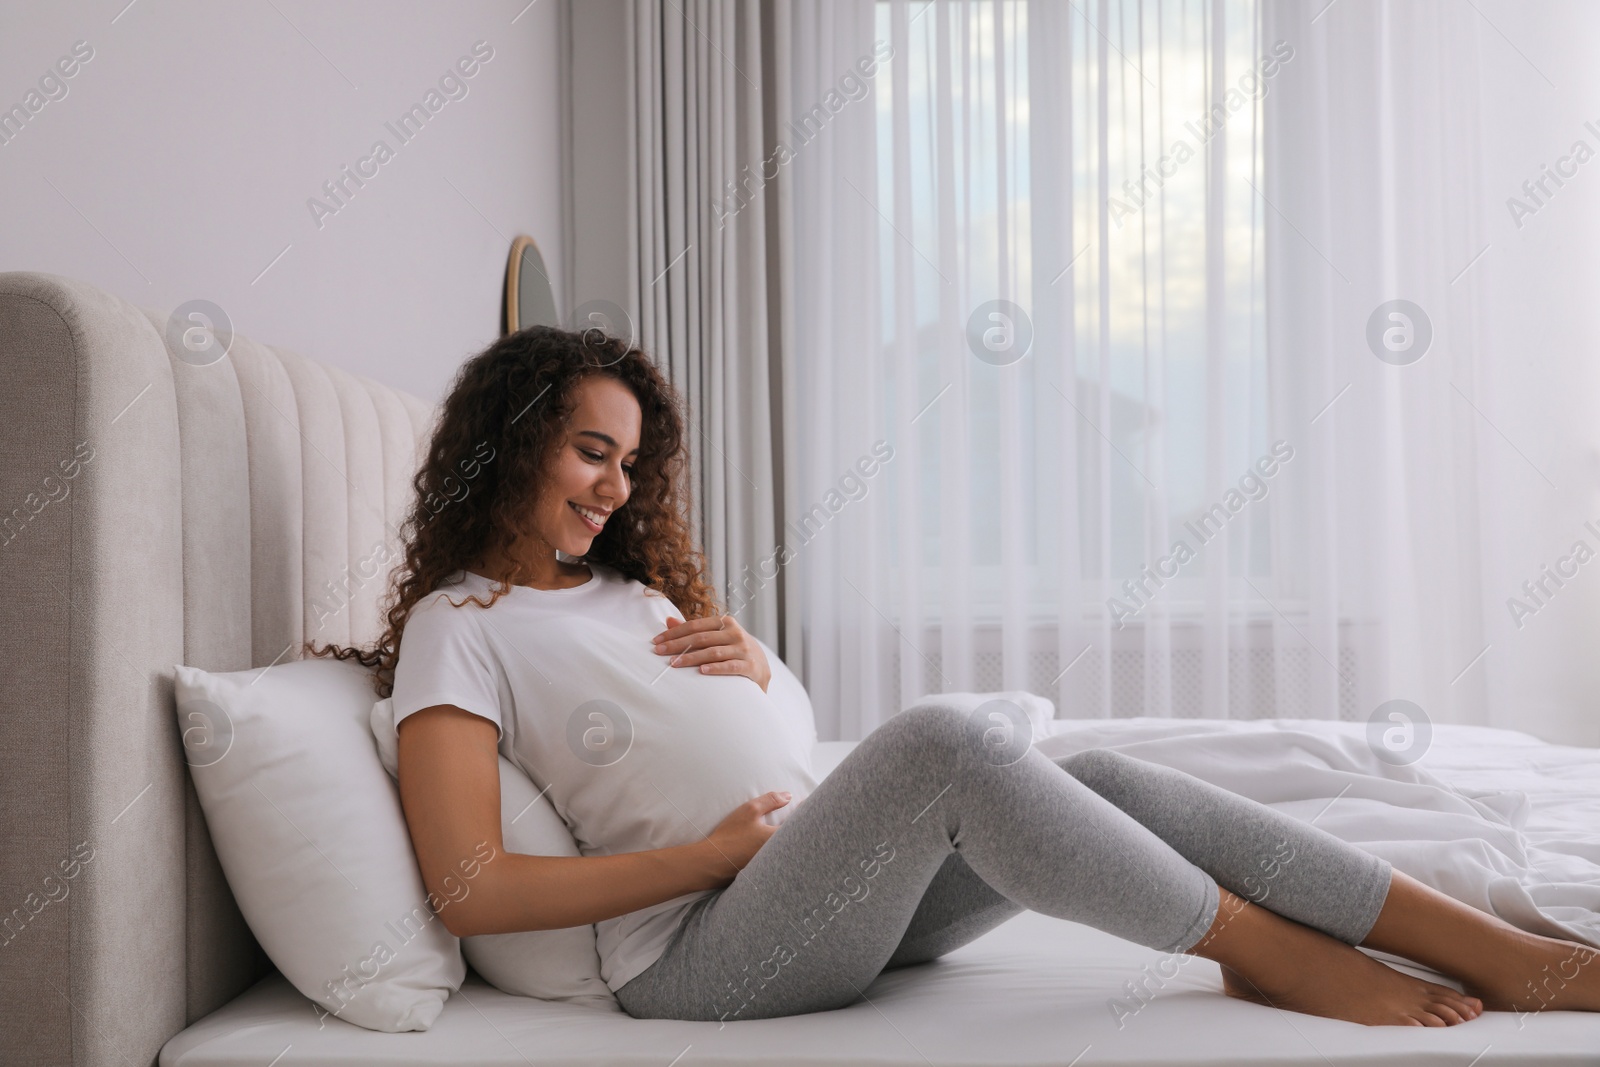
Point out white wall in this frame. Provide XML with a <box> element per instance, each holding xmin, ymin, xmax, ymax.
<box><xmin>0</xmin><ymin>0</ymin><xmax>567</xmax><ymax>406</ymax></box>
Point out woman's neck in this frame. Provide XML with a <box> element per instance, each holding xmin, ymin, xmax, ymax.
<box><xmin>466</xmin><ymin>549</ymin><xmax>592</xmax><ymax>591</ymax></box>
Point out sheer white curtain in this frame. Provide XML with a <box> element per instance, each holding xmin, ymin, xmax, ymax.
<box><xmin>1260</xmin><ymin>0</ymin><xmax>1491</xmax><ymax>740</ymax></box>
<box><xmin>776</xmin><ymin>0</ymin><xmax>1288</xmax><ymax>740</ymax></box>
<box><xmin>766</xmin><ymin>0</ymin><xmax>1600</xmax><ymax>745</ymax></box>
<box><xmin>1263</xmin><ymin>0</ymin><xmax>1600</xmax><ymax>747</ymax></box>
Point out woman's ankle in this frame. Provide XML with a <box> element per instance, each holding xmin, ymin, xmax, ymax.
<box><xmin>1360</xmin><ymin>869</ymin><xmax>1539</xmax><ymax>985</ymax></box>
<box><xmin>1184</xmin><ymin>886</ymin><xmax>1273</xmax><ymax>971</ymax></box>
<box><xmin>1184</xmin><ymin>885</ymin><xmax>1352</xmax><ymax>982</ymax></box>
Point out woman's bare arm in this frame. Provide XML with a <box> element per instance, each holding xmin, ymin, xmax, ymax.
<box><xmin>397</xmin><ymin>703</ymin><xmax>789</xmax><ymax>938</ymax></box>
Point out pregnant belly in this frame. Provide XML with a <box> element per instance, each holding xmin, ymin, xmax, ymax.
<box><xmin>553</xmin><ymin>641</ymin><xmax>818</xmax><ymax>856</ymax></box>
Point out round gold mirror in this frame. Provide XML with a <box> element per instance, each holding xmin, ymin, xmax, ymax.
<box><xmin>504</xmin><ymin>235</ymin><xmax>559</xmax><ymax>335</ymax></box>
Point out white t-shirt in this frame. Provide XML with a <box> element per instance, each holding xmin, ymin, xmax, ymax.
<box><xmin>389</xmin><ymin>562</ymin><xmax>819</xmax><ymax>991</ymax></box>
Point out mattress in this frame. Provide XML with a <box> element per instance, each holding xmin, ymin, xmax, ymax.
<box><xmin>160</xmin><ymin>717</ymin><xmax>1600</xmax><ymax>1066</ymax></box>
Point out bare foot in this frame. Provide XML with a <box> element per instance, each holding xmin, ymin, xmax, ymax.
<box><xmin>1361</xmin><ymin>870</ymin><xmax>1600</xmax><ymax>1018</ymax></box>
<box><xmin>1220</xmin><ymin>954</ymin><xmax>1480</xmax><ymax>1027</ymax></box>
<box><xmin>1459</xmin><ymin>932</ymin><xmax>1600</xmax><ymax>1016</ymax></box>
<box><xmin>1196</xmin><ymin>890</ymin><xmax>1483</xmax><ymax>1027</ymax></box>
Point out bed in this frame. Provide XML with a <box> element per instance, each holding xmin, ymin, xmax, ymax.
<box><xmin>4</xmin><ymin>270</ymin><xmax>1599</xmax><ymax>1067</ymax></box>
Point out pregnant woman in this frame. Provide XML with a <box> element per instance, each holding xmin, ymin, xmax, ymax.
<box><xmin>315</xmin><ymin>326</ymin><xmax>1598</xmax><ymax>1028</ymax></box>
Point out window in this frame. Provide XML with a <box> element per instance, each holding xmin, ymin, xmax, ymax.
<box><xmin>871</xmin><ymin>0</ymin><xmax>1275</xmax><ymax>623</ymax></box>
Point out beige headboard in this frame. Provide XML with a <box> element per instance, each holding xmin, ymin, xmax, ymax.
<box><xmin>0</xmin><ymin>272</ymin><xmax>436</xmax><ymax>1066</ymax></box>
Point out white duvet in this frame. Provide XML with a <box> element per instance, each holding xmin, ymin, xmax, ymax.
<box><xmin>1032</xmin><ymin>717</ymin><xmax>1600</xmax><ymax>952</ymax></box>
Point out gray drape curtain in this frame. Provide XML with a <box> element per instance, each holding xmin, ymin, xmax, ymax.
<box><xmin>624</xmin><ymin>0</ymin><xmax>789</xmax><ymax>653</ymax></box>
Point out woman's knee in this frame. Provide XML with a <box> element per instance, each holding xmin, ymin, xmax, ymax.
<box><xmin>1056</xmin><ymin>746</ymin><xmax>1139</xmax><ymax>787</ymax></box>
<box><xmin>871</xmin><ymin>703</ymin><xmax>971</xmax><ymax>762</ymax></box>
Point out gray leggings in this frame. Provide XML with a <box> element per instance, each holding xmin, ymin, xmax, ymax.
<box><xmin>614</xmin><ymin>704</ymin><xmax>1393</xmax><ymax>1022</ymax></box>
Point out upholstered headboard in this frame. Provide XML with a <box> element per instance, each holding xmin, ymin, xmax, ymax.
<box><xmin>0</xmin><ymin>272</ymin><xmax>436</xmax><ymax>1066</ymax></box>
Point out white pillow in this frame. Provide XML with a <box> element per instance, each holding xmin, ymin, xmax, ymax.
<box><xmin>753</xmin><ymin>636</ymin><xmax>818</xmax><ymax>758</ymax></box>
<box><xmin>370</xmin><ymin>698</ymin><xmax>620</xmax><ymax>1007</ymax></box>
<box><xmin>172</xmin><ymin>658</ymin><xmax>465</xmax><ymax>1033</ymax></box>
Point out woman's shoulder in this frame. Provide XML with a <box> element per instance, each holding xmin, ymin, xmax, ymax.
<box><xmin>407</xmin><ymin>572</ymin><xmax>493</xmax><ymax>619</ymax></box>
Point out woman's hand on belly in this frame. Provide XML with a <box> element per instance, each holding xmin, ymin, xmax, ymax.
<box><xmin>651</xmin><ymin>614</ymin><xmax>772</xmax><ymax>693</ymax></box>
<box><xmin>694</xmin><ymin>789</ymin><xmax>794</xmax><ymax>884</ymax></box>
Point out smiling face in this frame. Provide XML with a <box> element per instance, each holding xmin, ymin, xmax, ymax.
<box><xmin>531</xmin><ymin>374</ymin><xmax>642</xmax><ymax>557</ymax></box>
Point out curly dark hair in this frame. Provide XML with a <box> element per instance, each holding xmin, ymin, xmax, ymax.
<box><xmin>305</xmin><ymin>325</ymin><xmax>723</xmax><ymax>698</ymax></box>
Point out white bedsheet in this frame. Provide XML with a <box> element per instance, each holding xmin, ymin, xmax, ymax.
<box><xmin>161</xmin><ymin>718</ymin><xmax>1600</xmax><ymax>1066</ymax></box>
